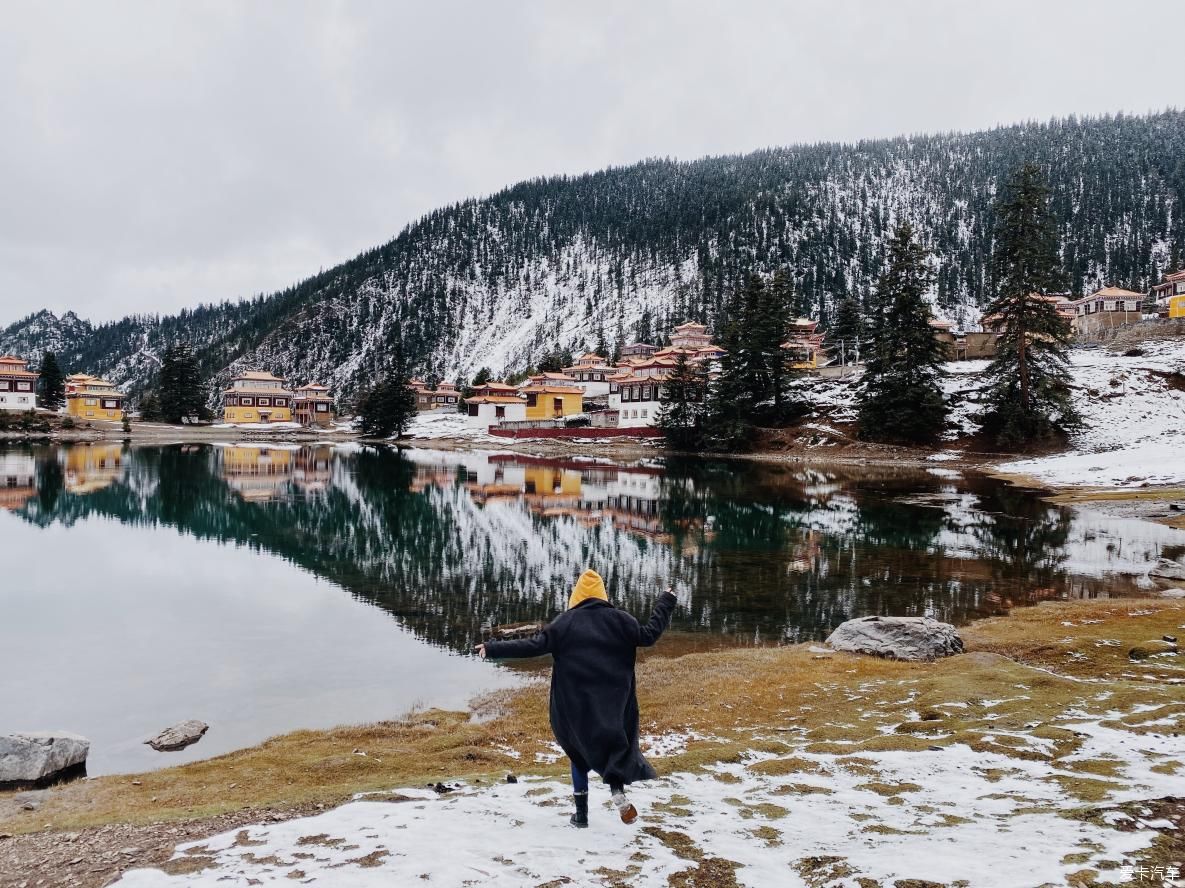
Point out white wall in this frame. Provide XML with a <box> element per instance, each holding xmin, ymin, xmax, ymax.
<box><xmin>616</xmin><ymin>401</ymin><xmax>661</xmax><ymax>427</ymax></box>
<box><xmin>464</xmin><ymin>401</ymin><xmax>527</xmax><ymax>427</ymax></box>
<box><xmin>0</xmin><ymin>390</ymin><xmax>37</xmax><ymax>411</ymax></box>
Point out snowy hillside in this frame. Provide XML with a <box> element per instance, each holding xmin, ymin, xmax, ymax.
<box><xmin>4</xmin><ymin>110</ymin><xmax>1185</xmax><ymax>400</ymax></box>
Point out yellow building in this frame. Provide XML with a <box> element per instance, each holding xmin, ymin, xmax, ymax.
<box><xmin>519</xmin><ymin>377</ymin><xmax>584</xmax><ymax>420</ymax></box>
<box><xmin>222</xmin><ymin>371</ymin><xmax>294</xmax><ymax>424</ymax></box>
<box><xmin>62</xmin><ymin>443</ymin><xmax>125</xmax><ymax>494</ymax></box>
<box><xmin>217</xmin><ymin>445</ymin><xmax>294</xmax><ymax>501</ymax></box>
<box><xmin>1169</xmin><ymin>293</ymin><xmax>1185</xmax><ymax>319</ymax></box>
<box><xmin>65</xmin><ymin>374</ymin><xmax>125</xmax><ymax>421</ymax></box>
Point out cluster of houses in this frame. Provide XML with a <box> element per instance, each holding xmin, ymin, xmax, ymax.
<box><xmin>0</xmin><ymin>357</ymin><xmax>337</xmax><ymax>428</ymax></box>
<box><xmin>405</xmin><ymin>319</ymin><xmax>821</xmax><ymax>432</ymax></box>
<box><xmin>0</xmin><ymin>355</ymin><xmax>128</xmax><ymax>420</ymax></box>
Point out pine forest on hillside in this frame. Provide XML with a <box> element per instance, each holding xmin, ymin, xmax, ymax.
<box><xmin>3</xmin><ymin>110</ymin><xmax>1184</xmax><ymax>403</ymax></box>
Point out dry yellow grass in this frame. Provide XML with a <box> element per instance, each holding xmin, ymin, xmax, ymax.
<box><xmin>2</xmin><ymin>598</ymin><xmax>1182</xmax><ymax>836</ymax></box>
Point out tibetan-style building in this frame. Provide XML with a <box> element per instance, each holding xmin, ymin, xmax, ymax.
<box><xmin>0</xmin><ymin>355</ymin><xmax>38</xmax><ymax>412</ymax></box>
<box><xmin>222</xmin><ymin>371</ymin><xmax>294</xmax><ymax>424</ymax></box>
<box><xmin>65</xmin><ymin>374</ymin><xmax>124</xmax><ymax>421</ymax></box>
<box><xmin>292</xmin><ymin>383</ymin><xmax>334</xmax><ymax>426</ymax></box>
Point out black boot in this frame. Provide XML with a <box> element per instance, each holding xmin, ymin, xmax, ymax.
<box><xmin>570</xmin><ymin>791</ymin><xmax>589</xmax><ymax>828</ymax></box>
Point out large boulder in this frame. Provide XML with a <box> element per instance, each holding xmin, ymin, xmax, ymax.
<box><xmin>0</xmin><ymin>732</ymin><xmax>90</xmax><ymax>787</ymax></box>
<box><xmin>826</xmin><ymin>615</ymin><xmax>964</xmax><ymax>661</ymax></box>
<box><xmin>145</xmin><ymin>720</ymin><xmax>208</xmax><ymax>752</ymax></box>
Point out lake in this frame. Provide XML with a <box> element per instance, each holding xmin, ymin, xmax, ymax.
<box><xmin>2</xmin><ymin>441</ymin><xmax>1182</xmax><ymax>776</ymax></box>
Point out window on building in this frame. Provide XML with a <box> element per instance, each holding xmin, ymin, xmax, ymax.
<box><xmin>242</xmin><ymin>397</ymin><xmax>254</xmax><ymax>406</ymax></box>
<box><xmin>84</xmin><ymin>398</ymin><xmax>98</xmax><ymax>406</ymax></box>
<box><xmin>16</xmin><ymin>382</ymin><xmax>30</xmax><ymax>391</ymax></box>
<box><xmin>275</xmin><ymin>399</ymin><xmax>286</xmax><ymax>407</ymax></box>
<box><xmin>316</xmin><ymin>403</ymin><xmax>329</xmax><ymax>412</ymax></box>
<box><xmin>0</xmin><ymin>382</ymin><xmax>9</xmax><ymax>391</ymax></box>
<box><xmin>525</xmin><ymin>393</ymin><xmax>537</xmax><ymax>407</ymax></box>
<box><xmin>1176</xmin><ymin>282</ymin><xmax>1185</xmax><ymax>295</ymax></box>
<box><xmin>495</xmin><ymin>406</ymin><xmax>505</xmax><ymax>418</ymax></box>
<box><xmin>259</xmin><ymin>398</ymin><xmax>271</xmax><ymax>407</ymax></box>
<box><xmin>1103</xmin><ymin>301</ymin><xmax>1116</xmax><ymax>311</ymax></box>
<box><xmin>468</xmin><ymin>403</ymin><xmax>479</xmax><ymax>417</ymax></box>
<box><xmin>642</xmin><ymin>386</ymin><xmax>652</xmax><ymax>401</ymax></box>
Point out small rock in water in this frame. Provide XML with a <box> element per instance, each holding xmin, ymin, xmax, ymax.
<box><xmin>145</xmin><ymin>720</ymin><xmax>209</xmax><ymax>752</ymax></box>
<box><xmin>826</xmin><ymin>615</ymin><xmax>964</xmax><ymax>661</ymax></box>
<box><xmin>430</xmin><ymin>782</ymin><xmax>453</xmax><ymax>794</ymax></box>
<box><xmin>0</xmin><ymin>732</ymin><xmax>90</xmax><ymax>788</ymax></box>
<box><xmin>1164</xmin><ymin>635</ymin><xmax>1178</xmax><ymax>643</ymax></box>
<box><xmin>505</xmin><ymin>773</ymin><xmax>518</xmax><ymax>784</ymax></box>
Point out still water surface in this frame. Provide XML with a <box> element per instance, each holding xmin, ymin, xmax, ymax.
<box><xmin>2</xmin><ymin>442</ymin><xmax>1181</xmax><ymax>775</ymax></box>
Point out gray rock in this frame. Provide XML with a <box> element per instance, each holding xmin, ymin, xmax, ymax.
<box><xmin>145</xmin><ymin>720</ymin><xmax>208</xmax><ymax>752</ymax></box>
<box><xmin>0</xmin><ymin>732</ymin><xmax>90</xmax><ymax>786</ymax></box>
<box><xmin>1150</xmin><ymin>559</ymin><xmax>1185</xmax><ymax>581</ymax></box>
<box><xmin>826</xmin><ymin>615</ymin><xmax>964</xmax><ymax>661</ymax></box>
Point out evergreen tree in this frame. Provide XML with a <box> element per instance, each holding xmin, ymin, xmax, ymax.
<box><xmin>38</xmin><ymin>351</ymin><xmax>66</xmax><ymax>410</ymax></box>
<box><xmin>828</xmin><ymin>295</ymin><xmax>863</xmax><ymax>363</ymax></box>
<box><xmin>635</xmin><ymin>309</ymin><xmax>653</xmax><ymax>344</ymax></box>
<box><xmin>979</xmin><ymin>164</ymin><xmax>1079</xmax><ymax>448</ymax></box>
<box><xmin>657</xmin><ymin>352</ymin><xmax>709</xmax><ymax>450</ymax></box>
<box><xmin>761</xmin><ymin>269</ymin><xmax>798</xmax><ymax>417</ymax></box>
<box><xmin>139</xmin><ymin>392</ymin><xmax>162</xmax><ymax>422</ymax></box>
<box><xmin>705</xmin><ymin>273</ymin><xmax>804</xmax><ymax>448</ymax></box>
<box><xmin>158</xmin><ymin>343</ymin><xmax>210</xmax><ymax>423</ymax></box>
<box><xmin>471</xmin><ymin>367</ymin><xmax>492</xmax><ymax>386</ymax></box>
<box><xmin>856</xmin><ymin>223</ymin><xmax>948</xmax><ymax>444</ymax></box>
<box><xmin>358</xmin><ymin>373</ymin><xmax>417</xmax><ymax>438</ymax></box>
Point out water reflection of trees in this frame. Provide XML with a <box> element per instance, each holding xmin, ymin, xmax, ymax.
<box><xmin>4</xmin><ymin>444</ymin><xmax>1152</xmax><ymax>653</ymax></box>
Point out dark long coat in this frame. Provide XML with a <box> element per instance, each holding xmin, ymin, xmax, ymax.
<box><xmin>483</xmin><ymin>592</ymin><xmax>677</xmax><ymax>786</ymax></box>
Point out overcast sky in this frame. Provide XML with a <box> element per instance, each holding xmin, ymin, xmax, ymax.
<box><xmin>2</xmin><ymin>0</ymin><xmax>1181</xmax><ymax>327</ymax></box>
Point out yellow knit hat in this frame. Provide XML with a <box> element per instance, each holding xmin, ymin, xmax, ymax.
<box><xmin>568</xmin><ymin>569</ymin><xmax>608</xmax><ymax>609</ymax></box>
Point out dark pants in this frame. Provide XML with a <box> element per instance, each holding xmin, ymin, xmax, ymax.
<box><xmin>570</xmin><ymin>762</ymin><xmax>622</xmax><ymax>794</ymax></box>
<box><xmin>571</xmin><ymin>763</ymin><xmax>589</xmax><ymax>793</ymax></box>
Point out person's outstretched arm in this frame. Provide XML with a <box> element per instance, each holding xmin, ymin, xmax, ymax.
<box><xmin>637</xmin><ymin>587</ymin><xmax>678</xmax><ymax>647</ymax></box>
<box><xmin>476</xmin><ymin>627</ymin><xmax>552</xmax><ymax>660</ymax></box>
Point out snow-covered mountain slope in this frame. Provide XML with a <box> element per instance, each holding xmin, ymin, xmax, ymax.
<box><xmin>5</xmin><ymin>110</ymin><xmax>1185</xmax><ymax>401</ymax></box>
<box><xmin>0</xmin><ymin>309</ymin><xmax>92</xmax><ymax>361</ymax></box>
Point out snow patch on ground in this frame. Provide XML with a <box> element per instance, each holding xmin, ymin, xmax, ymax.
<box><xmin>114</xmin><ymin>712</ymin><xmax>1184</xmax><ymax>888</ymax></box>
<box><xmin>1001</xmin><ymin>340</ymin><xmax>1185</xmax><ymax>487</ymax></box>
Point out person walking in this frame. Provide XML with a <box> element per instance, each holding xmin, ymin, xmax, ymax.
<box><xmin>475</xmin><ymin>569</ymin><xmax>677</xmax><ymax>828</ymax></box>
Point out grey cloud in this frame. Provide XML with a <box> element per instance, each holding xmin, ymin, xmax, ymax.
<box><xmin>2</xmin><ymin>0</ymin><xmax>1181</xmax><ymax>324</ymax></box>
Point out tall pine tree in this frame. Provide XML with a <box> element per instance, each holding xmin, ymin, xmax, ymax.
<box><xmin>857</xmin><ymin>223</ymin><xmax>948</xmax><ymax>444</ymax></box>
<box><xmin>158</xmin><ymin>343</ymin><xmax>210</xmax><ymax>423</ymax></box>
<box><xmin>656</xmin><ymin>351</ymin><xmax>709</xmax><ymax>450</ymax></box>
<box><xmin>359</xmin><ymin>349</ymin><xmax>417</xmax><ymax>438</ymax></box>
<box><xmin>38</xmin><ymin>351</ymin><xmax>66</xmax><ymax>410</ymax></box>
<box><xmin>979</xmin><ymin>164</ymin><xmax>1079</xmax><ymax>449</ymax></box>
<box><xmin>706</xmin><ymin>274</ymin><xmax>803</xmax><ymax>450</ymax></box>
<box><xmin>827</xmin><ymin>295</ymin><xmax>863</xmax><ymax>364</ymax></box>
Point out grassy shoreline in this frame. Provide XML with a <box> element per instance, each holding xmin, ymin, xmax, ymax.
<box><xmin>4</xmin><ymin>597</ymin><xmax>1181</xmax><ymax>837</ymax></box>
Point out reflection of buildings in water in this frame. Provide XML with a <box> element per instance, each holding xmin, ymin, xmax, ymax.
<box><xmin>786</xmin><ymin>530</ymin><xmax>823</xmax><ymax>573</ymax></box>
<box><xmin>0</xmin><ymin>451</ymin><xmax>36</xmax><ymax>510</ymax></box>
<box><xmin>62</xmin><ymin>444</ymin><xmax>125</xmax><ymax>495</ymax></box>
<box><xmin>410</xmin><ymin>463</ymin><xmax>458</xmax><ymax>493</ymax></box>
<box><xmin>400</xmin><ymin>450</ymin><xmax>708</xmax><ymax>543</ymax></box>
<box><xmin>217</xmin><ymin>445</ymin><xmax>295</xmax><ymax>502</ymax></box>
<box><xmin>292</xmin><ymin>446</ymin><xmax>334</xmax><ymax>494</ymax></box>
